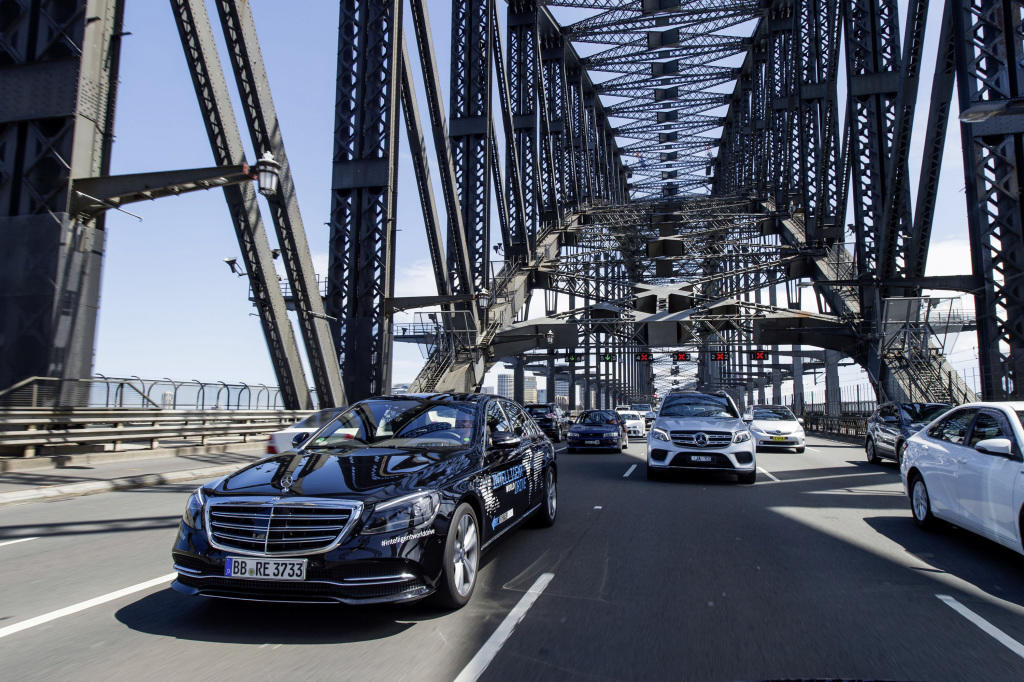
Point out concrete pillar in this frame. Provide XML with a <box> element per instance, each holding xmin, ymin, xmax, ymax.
<box><xmin>546</xmin><ymin>349</ymin><xmax>555</xmax><ymax>405</ymax></box>
<box><xmin>792</xmin><ymin>352</ymin><xmax>804</xmax><ymax>413</ymax></box>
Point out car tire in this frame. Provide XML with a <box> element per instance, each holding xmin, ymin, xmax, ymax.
<box><xmin>620</xmin><ymin>436</ymin><xmax>628</xmax><ymax>452</ymax></box>
<box><xmin>795</xmin><ymin>446</ymin><xmax>805</xmax><ymax>453</ymax></box>
<box><xmin>532</xmin><ymin>467</ymin><xmax>557</xmax><ymax>528</ymax></box>
<box><xmin>566</xmin><ymin>447</ymin><xmax>576</xmax><ymax>454</ymax></box>
<box><xmin>434</xmin><ymin>503</ymin><xmax>480</xmax><ymax>609</ymax></box>
<box><xmin>738</xmin><ymin>470</ymin><xmax>756</xmax><ymax>485</ymax></box>
<box><xmin>866</xmin><ymin>438</ymin><xmax>880</xmax><ymax>464</ymax></box>
<box><xmin>910</xmin><ymin>474</ymin><xmax>936</xmax><ymax>530</ymax></box>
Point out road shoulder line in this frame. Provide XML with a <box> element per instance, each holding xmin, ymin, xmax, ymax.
<box><xmin>937</xmin><ymin>594</ymin><xmax>1024</xmax><ymax>660</ymax></box>
<box><xmin>454</xmin><ymin>572</ymin><xmax>555</xmax><ymax>682</ymax></box>
<box><xmin>0</xmin><ymin>573</ymin><xmax>175</xmax><ymax>640</ymax></box>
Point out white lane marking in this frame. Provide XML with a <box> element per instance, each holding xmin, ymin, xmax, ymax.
<box><xmin>593</xmin><ymin>505</ymin><xmax>603</xmax><ymax>510</ymax></box>
<box><xmin>454</xmin><ymin>573</ymin><xmax>554</xmax><ymax>682</ymax></box>
<box><xmin>0</xmin><ymin>537</ymin><xmax>39</xmax><ymax>549</ymax></box>
<box><xmin>0</xmin><ymin>573</ymin><xmax>175</xmax><ymax>641</ymax></box>
<box><xmin>937</xmin><ymin>594</ymin><xmax>1024</xmax><ymax>660</ymax></box>
<box><xmin>623</xmin><ymin>464</ymin><xmax>637</xmax><ymax>479</ymax></box>
<box><xmin>756</xmin><ymin>467</ymin><xmax>780</xmax><ymax>482</ymax></box>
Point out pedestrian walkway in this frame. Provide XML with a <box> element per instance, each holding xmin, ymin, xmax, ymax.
<box><xmin>0</xmin><ymin>442</ymin><xmax>266</xmax><ymax>507</ymax></box>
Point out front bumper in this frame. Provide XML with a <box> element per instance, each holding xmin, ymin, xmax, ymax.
<box><xmin>752</xmin><ymin>432</ymin><xmax>805</xmax><ymax>449</ymax></box>
<box><xmin>171</xmin><ymin>519</ymin><xmax>444</xmax><ymax>605</ymax></box>
<box><xmin>646</xmin><ymin>438</ymin><xmax>755</xmax><ymax>472</ymax></box>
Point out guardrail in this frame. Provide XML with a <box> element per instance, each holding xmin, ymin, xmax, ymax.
<box><xmin>800</xmin><ymin>412</ymin><xmax>869</xmax><ymax>439</ymax></box>
<box><xmin>0</xmin><ymin>376</ymin><xmax>291</xmax><ymax>409</ymax></box>
<box><xmin>0</xmin><ymin>408</ymin><xmax>311</xmax><ymax>457</ymax></box>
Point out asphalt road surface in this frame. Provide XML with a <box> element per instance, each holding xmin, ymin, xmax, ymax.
<box><xmin>2</xmin><ymin>435</ymin><xmax>1024</xmax><ymax>681</ymax></box>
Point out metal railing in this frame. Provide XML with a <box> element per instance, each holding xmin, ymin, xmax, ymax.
<box><xmin>0</xmin><ymin>376</ymin><xmax>289</xmax><ymax>410</ymax></box>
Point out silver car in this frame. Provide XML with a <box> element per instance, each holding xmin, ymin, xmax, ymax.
<box><xmin>746</xmin><ymin>405</ymin><xmax>805</xmax><ymax>452</ymax></box>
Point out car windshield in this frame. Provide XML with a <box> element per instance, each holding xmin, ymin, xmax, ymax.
<box><xmin>526</xmin><ymin>406</ymin><xmax>552</xmax><ymax>416</ymax></box>
<box><xmin>900</xmin><ymin>403</ymin><xmax>951</xmax><ymax>423</ymax></box>
<box><xmin>659</xmin><ymin>394</ymin><xmax>736</xmax><ymax>418</ymax></box>
<box><xmin>577</xmin><ymin>410</ymin><xmax>617</xmax><ymax>425</ymax></box>
<box><xmin>631</xmin><ymin>404</ymin><xmax>652</xmax><ymax>412</ymax></box>
<box><xmin>291</xmin><ymin>407</ymin><xmax>345</xmax><ymax>429</ymax></box>
<box><xmin>305</xmin><ymin>399</ymin><xmax>476</xmax><ymax>449</ymax></box>
<box><xmin>752</xmin><ymin>406</ymin><xmax>796</xmax><ymax>421</ymax></box>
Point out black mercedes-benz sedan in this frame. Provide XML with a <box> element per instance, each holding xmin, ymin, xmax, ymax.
<box><xmin>172</xmin><ymin>393</ymin><xmax>557</xmax><ymax>609</ymax></box>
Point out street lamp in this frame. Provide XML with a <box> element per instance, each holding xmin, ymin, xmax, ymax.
<box><xmin>223</xmin><ymin>257</ymin><xmax>244</xmax><ymax>277</ymax></box>
<box><xmin>476</xmin><ymin>288</ymin><xmax>491</xmax><ymax>308</ymax></box>
<box><xmin>545</xmin><ymin>330</ymin><xmax>555</xmax><ymax>346</ymax></box>
<box><xmin>254</xmin><ymin>151</ymin><xmax>281</xmax><ymax>197</ymax></box>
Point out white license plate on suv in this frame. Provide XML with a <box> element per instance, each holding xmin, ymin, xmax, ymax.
<box><xmin>690</xmin><ymin>455</ymin><xmax>713</xmax><ymax>462</ymax></box>
<box><xmin>225</xmin><ymin>556</ymin><xmax>306</xmax><ymax>580</ymax></box>
<box><xmin>586</xmin><ymin>440</ymin><xmax>599</xmax><ymax>445</ymax></box>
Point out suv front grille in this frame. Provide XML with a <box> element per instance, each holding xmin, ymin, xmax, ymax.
<box><xmin>206</xmin><ymin>498</ymin><xmax>362</xmax><ymax>556</ymax></box>
<box><xmin>669</xmin><ymin>430</ymin><xmax>733</xmax><ymax>447</ymax></box>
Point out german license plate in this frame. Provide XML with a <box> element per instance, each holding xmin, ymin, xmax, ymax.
<box><xmin>690</xmin><ymin>455</ymin><xmax>712</xmax><ymax>462</ymax></box>
<box><xmin>586</xmin><ymin>440</ymin><xmax>599</xmax><ymax>445</ymax></box>
<box><xmin>225</xmin><ymin>556</ymin><xmax>306</xmax><ymax>580</ymax></box>
<box><xmin>771</xmin><ymin>436</ymin><xmax>787</xmax><ymax>442</ymax></box>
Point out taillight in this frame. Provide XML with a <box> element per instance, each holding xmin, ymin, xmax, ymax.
<box><xmin>546</xmin><ymin>413</ymin><xmax>556</xmax><ymax>418</ymax></box>
<box><xmin>267</xmin><ymin>436</ymin><xmax>277</xmax><ymax>454</ymax></box>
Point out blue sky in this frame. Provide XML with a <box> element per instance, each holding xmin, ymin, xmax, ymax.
<box><xmin>95</xmin><ymin>0</ymin><xmax>975</xmax><ymax>392</ymax></box>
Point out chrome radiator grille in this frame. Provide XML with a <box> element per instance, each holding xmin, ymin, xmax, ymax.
<box><xmin>669</xmin><ymin>430</ymin><xmax>733</xmax><ymax>447</ymax></box>
<box><xmin>206</xmin><ymin>498</ymin><xmax>362</xmax><ymax>556</ymax></box>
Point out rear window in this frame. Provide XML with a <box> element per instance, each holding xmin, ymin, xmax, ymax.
<box><xmin>527</xmin><ymin>406</ymin><xmax>552</xmax><ymax>416</ymax></box>
<box><xmin>659</xmin><ymin>393</ymin><xmax>736</xmax><ymax>418</ymax></box>
<box><xmin>899</xmin><ymin>403</ymin><xmax>951</xmax><ymax>423</ymax></box>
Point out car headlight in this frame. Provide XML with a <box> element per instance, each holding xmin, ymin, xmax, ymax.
<box><xmin>650</xmin><ymin>427</ymin><xmax>670</xmax><ymax>441</ymax></box>
<box><xmin>363</xmin><ymin>491</ymin><xmax>440</xmax><ymax>534</ymax></box>
<box><xmin>182</xmin><ymin>487</ymin><xmax>205</xmax><ymax>529</ymax></box>
<box><xmin>733</xmin><ymin>431</ymin><xmax>751</xmax><ymax>444</ymax></box>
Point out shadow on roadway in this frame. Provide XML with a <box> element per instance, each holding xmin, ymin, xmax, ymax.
<box><xmin>116</xmin><ymin>586</ymin><xmax>454</xmax><ymax>644</ymax></box>
<box><xmin>865</xmin><ymin>515</ymin><xmax>1024</xmax><ymax>607</ymax></box>
<box><xmin>0</xmin><ymin>514</ymin><xmax>181</xmax><ymax>540</ymax></box>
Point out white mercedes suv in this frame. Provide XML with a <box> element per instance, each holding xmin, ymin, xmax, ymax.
<box><xmin>646</xmin><ymin>390</ymin><xmax>756</xmax><ymax>483</ymax></box>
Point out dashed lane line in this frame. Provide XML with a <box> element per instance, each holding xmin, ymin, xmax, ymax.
<box><xmin>0</xmin><ymin>573</ymin><xmax>175</xmax><ymax>640</ymax></box>
<box><xmin>756</xmin><ymin>467</ymin><xmax>780</xmax><ymax>482</ymax></box>
<box><xmin>0</xmin><ymin>537</ymin><xmax>39</xmax><ymax>549</ymax></box>
<box><xmin>453</xmin><ymin>573</ymin><xmax>555</xmax><ymax>682</ymax></box>
<box><xmin>623</xmin><ymin>464</ymin><xmax>637</xmax><ymax>479</ymax></box>
<box><xmin>937</xmin><ymin>594</ymin><xmax>1024</xmax><ymax>661</ymax></box>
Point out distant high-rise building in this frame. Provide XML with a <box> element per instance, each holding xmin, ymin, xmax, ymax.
<box><xmin>524</xmin><ymin>376</ymin><xmax>538</xmax><ymax>403</ymax></box>
<box><xmin>496</xmin><ymin>374</ymin><xmax>513</xmax><ymax>398</ymax></box>
<box><xmin>537</xmin><ymin>388</ymin><xmax>546</xmax><ymax>403</ymax></box>
<box><xmin>480</xmin><ymin>385</ymin><xmax>496</xmax><ymax>395</ymax></box>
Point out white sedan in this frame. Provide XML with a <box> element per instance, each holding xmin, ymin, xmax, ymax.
<box><xmin>266</xmin><ymin>407</ymin><xmax>344</xmax><ymax>454</ymax></box>
<box><xmin>618</xmin><ymin>410</ymin><xmax>647</xmax><ymax>438</ymax></box>
<box><xmin>901</xmin><ymin>402</ymin><xmax>1024</xmax><ymax>555</ymax></box>
<box><xmin>747</xmin><ymin>404</ymin><xmax>806</xmax><ymax>452</ymax></box>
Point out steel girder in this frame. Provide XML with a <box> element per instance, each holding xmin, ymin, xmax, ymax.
<box><xmin>326</xmin><ymin>0</ymin><xmax>403</xmax><ymax>402</ymax></box>
<box><xmin>0</xmin><ymin>0</ymin><xmax>124</xmax><ymax>400</ymax></box>
<box><xmin>172</xmin><ymin>0</ymin><xmax>310</xmax><ymax>409</ymax></box>
<box><xmin>449</xmin><ymin>0</ymin><xmax>493</xmax><ymax>294</ymax></box>
<box><xmin>213</xmin><ymin>0</ymin><xmax>345</xmax><ymax>408</ymax></box>
<box><xmin>953</xmin><ymin>0</ymin><xmax>1024</xmax><ymax>399</ymax></box>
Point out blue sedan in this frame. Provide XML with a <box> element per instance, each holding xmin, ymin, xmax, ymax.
<box><xmin>566</xmin><ymin>410</ymin><xmax>628</xmax><ymax>453</ymax></box>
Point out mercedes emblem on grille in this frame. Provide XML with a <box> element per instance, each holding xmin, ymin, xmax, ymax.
<box><xmin>694</xmin><ymin>432</ymin><xmax>709</xmax><ymax>446</ymax></box>
<box><xmin>280</xmin><ymin>475</ymin><xmax>293</xmax><ymax>492</ymax></box>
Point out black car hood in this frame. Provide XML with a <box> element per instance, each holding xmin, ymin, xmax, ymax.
<box><xmin>206</xmin><ymin>446</ymin><xmax>474</xmax><ymax>505</ymax></box>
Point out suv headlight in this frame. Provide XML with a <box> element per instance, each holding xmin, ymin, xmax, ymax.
<box><xmin>182</xmin><ymin>487</ymin><xmax>205</xmax><ymax>529</ymax></box>
<box><xmin>733</xmin><ymin>431</ymin><xmax>751</xmax><ymax>444</ymax></box>
<box><xmin>650</xmin><ymin>427</ymin><xmax>670</xmax><ymax>442</ymax></box>
<box><xmin>363</xmin><ymin>491</ymin><xmax>440</xmax><ymax>534</ymax></box>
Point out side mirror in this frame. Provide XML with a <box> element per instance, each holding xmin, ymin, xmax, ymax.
<box><xmin>742</xmin><ymin>414</ymin><xmax>753</xmax><ymax>423</ymax></box>
<box><xmin>798</xmin><ymin>417</ymin><xmax>805</xmax><ymax>425</ymax></box>
<box><xmin>975</xmin><ymin>437</ymin><xmax>1014</xmax><ymax>457</ymax></box>
<box><xmin>490</xmin><ymin>431</ymin><xmax>522</xmax><ymax>450</ymax></box>
<box><xmin>292</xmin><ymin>432</ymin><xmax>311</xmax><ymax>447</ymax></box>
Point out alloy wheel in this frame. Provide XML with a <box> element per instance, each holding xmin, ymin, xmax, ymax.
<box><xmin>452</xmin><ymin>513</ymin><xmax>479</xmax><ymax>597</ymax></box>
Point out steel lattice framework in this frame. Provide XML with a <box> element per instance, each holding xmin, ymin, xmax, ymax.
<box><xmin>3</xmin><ymin>0</ymin><xmax>1024</xmax><ymax>408</ymax></box>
